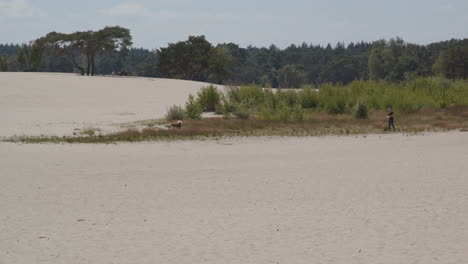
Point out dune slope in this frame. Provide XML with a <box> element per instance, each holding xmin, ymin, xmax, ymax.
<box><xmin>0</xmin><ymin>72</ymin><xmax>212</xmax><ymax>137</ymax></box>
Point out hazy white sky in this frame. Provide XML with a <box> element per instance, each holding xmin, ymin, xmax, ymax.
<box><xmin>1</xmin><ymin>0</ymin><xmax>467</xmax><ymax>49</ymax></box>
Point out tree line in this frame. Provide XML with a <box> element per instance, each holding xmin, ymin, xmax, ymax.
<box><xmin>1</xmin><ymin>27</ymin><xmax>466</xmax><ymax>85</ymax></box>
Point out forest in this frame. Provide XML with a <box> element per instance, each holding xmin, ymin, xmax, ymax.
<box><xmin>0</xmin><ymin>27</ymin><xmax>467</xmax><ymax>86</ymax></box>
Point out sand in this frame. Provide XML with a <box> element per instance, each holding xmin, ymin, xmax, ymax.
<box><xmin>0</xmin><ymin>72</ymin><xmax>213</xmax><ymax>137</ymax></box>
<box><xmin>1</xmin><ymin>73</ymin><xmax>467</xmax><ymax>264</ymax></box>
<box><xmin>1</xmin><ymin>133</ymin><xmax>467</xmax><ymax>264</ymax></box>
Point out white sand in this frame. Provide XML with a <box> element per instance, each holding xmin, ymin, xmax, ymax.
<box><xmin>1</xmin><ymin>133</ymin><xmax>468</xmax><ymax>264</ymax></box>
<box><xmin>1</xmin><ymin>73</ymin><xmax>467</xmax><ymax>263</ymax></box>
<box><xmin>0</xmin><ymin>72</ymin><xmax>213</xmax><ymax>137</ymax></box>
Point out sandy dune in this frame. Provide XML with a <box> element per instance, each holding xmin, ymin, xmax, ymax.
<box><xmin>1</xmin><ymin>73</ymin><xmax>467</xmax><ymax>263</ymax></box>
<box><xmin>0</xmin><ymin>72</ymin><xmax>212</xmax><ymax>137</ymax></box>
<box><xmin>1</xmin><ymin>133</ymin><xmax>468</xmax><ymax>264</ymax></box>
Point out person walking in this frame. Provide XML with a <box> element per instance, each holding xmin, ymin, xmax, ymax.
<box><xmin>387</xmin><ymin>108</ymin><xmax>395</xmax><ymax>131</ymax></box>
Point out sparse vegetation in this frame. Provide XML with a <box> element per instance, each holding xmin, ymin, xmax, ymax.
<box><xmin>196</xmin><ymin>85</ymin><xmax>222</xmax><ymax>112</ymax></box>
<box><xmin>165</xmin><ymin>105</ymin><xmax>185</xmax><ymax>121</ymax></box>
<box><xmin>220</xmin><ymin>77</ymin><xmax>468</xmax><ymax>120</ymax></box>
<box><xmin>4</xmin><ymin>107</ymin><xmax>468</xmax><ymax>144</ymax></box>
<box><xmin>185</xmin><ymin>95</ymin><xmax>203</xmax><ymax>120</ymax></box>
<box><xmin>82</xmin><ymin>128</ymin><xmax>100</xmax><ymax>136</ymax></box>
<box><xmin>353</xmin><ymin>101</ymin><xmax>369</xmax><ymax>119</ymax></box>
<box><xmin>3</xmin><ymin>76</ymin><xmax>467</xmax><ymax>144</ymax></box>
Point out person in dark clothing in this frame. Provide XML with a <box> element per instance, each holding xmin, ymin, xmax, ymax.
<box><xmin>387</xmin><ymin>108</ymin><xmax>395</xmax><ymax>131</ymax></box>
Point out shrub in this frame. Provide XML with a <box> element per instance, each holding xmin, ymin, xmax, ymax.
<box><xmin>276</xmin><ymin>89</ymin><xmax>300</xmax><ymax>107</ymax></box>
<box><xmin>353</xmin><ymin>102</ymin><xmax>369</xmax><ymax>119</ymax></box>
<box><xmin>227</xmin><ymin>85</ymin><xmax>265</xmax><ymax>108</ymax></box>
<box><xmin>234</xmin><ymin>103</ymin><xmax>250</xmax><ymax>119</ymax></box>
<box><xmin>325</xmin><ymin>99</ymin><xmax>346</xmax><ymax>114</ymax></box>
<box><xmin>276</xmin><ymin>103</ymin><xmax>290</xmax><ymax>121</ymax></box>
<box><xmin>291</xmin><ymin>104</ymin><xmax>304</xmax><ymax>121</ymax></box>
<box><xmin>197</xmin><ymin>85</ymin><xmax>221</xmax><ymax>112</ymax></box>
<box><xmin>259</xmin><ymin>106</ymin><xmax>274</xmax><ymax>121</ymax></box>
<box><xmin>300</xmin><ymin>85</ymin><xmax>318</xmax><ymax>108</ymax></box>
<box><xmin>165</xmin><ymin>105</ymin><xmax>185</xmax><ymax>121</ymax></box>
<box><xmin>185</xmin><ymin>95</ymin><xmax>202</xmax><ymax>120</ymax></box>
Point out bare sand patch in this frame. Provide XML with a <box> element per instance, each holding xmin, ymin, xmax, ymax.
<box><xmin>1</xmin><ymin>132</ymin><xmax>467</xmax><ymax>263</ymax></box>
<box><xmin>0</xmin><ymin>72</ymin><xmax>214</xmax><ymax>137</ymax></box>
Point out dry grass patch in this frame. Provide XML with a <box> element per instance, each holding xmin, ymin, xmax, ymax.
<box><xmin>4</xmin><ymin>107</ymin><xmax>468</xmax><ymax>144</ymax></box>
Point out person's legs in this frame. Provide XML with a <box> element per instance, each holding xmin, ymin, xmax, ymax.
<box><xmin>390</xmin><ymin>120</ymin><xmax>395</xmax><ymax>131</ymax></box>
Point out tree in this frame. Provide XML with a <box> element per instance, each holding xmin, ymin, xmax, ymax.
<box><xmin>369</xmin><ymin>38</ymin><xmax>431</xmax><ymax>81</ymax></box>
<box><xmin>41</xmin><ymin>26</ymin><xmax>132</xmax><ymax>76</ymax></box>
<box><xmin>278</xmin><ymin>65</ymin><xmax>305</xmax><ymax>88</ymax></box>
<box><xmin>157</xmin><ymin>36</ymin><xmax>215</xmax><ymax>81</ymax></box>
<box><xmin>433</xmin><ymin>45</ymin><xmax>468</xmax><ymax>79</ymax></box>
<box><xmin>15</xmin><ymin>41</ymin><xmax>44</xmax><ymax>71</ymax></box>
<box><xmin>43</xmin><ymin>31</ymin><xmax>88</xmax><ymax>75</ymax></box>
<box><xmin>0</xmin><ymin>54</ymin><xmax>9</xmax><ymax>71</ymax></box>
<box><xmin>207</xmin><ymin>46</ymin><xmax>235</xmax><ymax>84</ymax></box>
<box><xmin>87</xmin><ymin>26</ymin><xmax>132</xmax><ymax>75</ymax></box>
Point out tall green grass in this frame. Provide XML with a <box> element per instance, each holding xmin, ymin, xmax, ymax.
<box><xmin>317</xmin><ymin>77</ymin><xmax>468</xmax><ymax>112</ymax></box>
<box><xmin>180</xmin><ymin>77</ymin><xmax>468</xmax><ymax>122</ymax></box>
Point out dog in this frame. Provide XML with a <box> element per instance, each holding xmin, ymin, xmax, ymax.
<box><xmin>166</xmin><ymin>120</ymin><xmax>182</xmax><ymax>129</ymax></box>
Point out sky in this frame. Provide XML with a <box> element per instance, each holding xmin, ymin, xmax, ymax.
<box><xmin>0</xmin><ymin>0</ymin><xmax>467</xmax><ymax>49</ymax></box>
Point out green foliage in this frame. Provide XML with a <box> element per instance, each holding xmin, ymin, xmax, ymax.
<box><xmin>299</xmin><ymin>85</ymin><xmax>318</xmax><ymax>108</ymax></box>
<box><xmin>3</xmin><ymin>36</ymin><xmax>467</xmax><ymax>84</ymax></box>
<box><xmin>226</xmin><ymin>85</ymin><xmax>266</xmax><ymax>110</ymax></box>
<box><xmin>157</xmin><ymin>36</ymin><xmax>234</xmax><ymax>83</ymax></box>
<box><xmin>202</xmin><ymin>77</ymin><xmax>468</xmax><ymax>121</ymax></box>
<box><xmin>41</xmin><ymin>26</ymin><xmax>132</xmax><ymax>75</ymax></box>
<box><xmin>259</xmin><ymin>106</ymin><xmax>274</xmax><ymax>121</ymax></box>
<box><xmin>278</xmin><ymin>65</ymin><xmax>306</xmax><ymax>88</ymax></box>
<box><xmin>185</xmin><ymin>95</ymin><xmax>203</xmax><ymax>120</ymax></box>
<box><xmin>15</xmin><ymin>41</ymin><xmax>43</xmax><ymax>71</ymax></box>
<box><xmin>274</xmin><ymin>103</ymin><xmax>290</xmax><ymax>121</ymax></box>
<box><xmin>0</xmin><ymin>54</ymin><xmax>9</xmax><ymax>71</ymax></box>
<box><xmin>353</xmin><ymin>102</ymin><xmax>369</xmax><ymax>119</ymax></box>
<box><xmin>291</xmin><ymin>104</ymin><xmax>305</xmax><ymax>121</ymax></box>
<box><xmin>196</xmin><ymin>85</ymin><xmax>222</xmax><ymax>112</ymax></box>
<box><xmin>319</xmin><ymin>84</ymin><xmax>348</xmax><ymax>114</ymax></box>
<box><xmin>318</xmin><ymin>77</ymin><xmax>468</xmax><ymax>112</ymax></box>
<box><xmin>433</xmin><ymin>45</ymin><xmax>468</xmax><ymax>79</ymax></box>
<box><xmin>276</xmin><ymin>89</ymin><xmax>300</xmax><ymax>107</ymax></box>
<box><xmin>369</xmin><ymin>38</ymin><xmax>432</xmax><ymax>82</ymax></box>
<box><xmin>208</xmin><ymin>46</ymin><xmax>234</xmax><ymax>84</ymax></box>
<box><xmin>233</xmin><ymin>103</ymin><xmax>250</xmax><ymax>119</ymax></box>
<box><xmin>165</xmin><ymin>105</ymin><xmax>185</xmax><ymax>121</ymax></box>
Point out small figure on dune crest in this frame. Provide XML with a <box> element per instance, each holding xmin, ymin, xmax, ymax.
<box><xmin>387</xmin><ymin>107</ymin><xmax>396</xmax><ymax>131</ymax></box>
<box><xmin>166</xmin><ymin>120</ymin><xmax>182</xmax><ymax>129</ymax></box>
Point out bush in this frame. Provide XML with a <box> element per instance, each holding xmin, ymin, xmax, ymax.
<box><xmin>325</xmin><ymin>99</ymin><xmax>346</xmax><ymax>114</ymax></box>
<box><xmin>185</xmin><ymin>95</ymin><xmax>202</xmax><ymax>120</ymax></box>
<box><xmin>291</xmin><ymin>104</ymin><xmax>304</xmax><ymax>121</ymax></box>
<box><xmin>353</xmin><ymin>102</ymin><xmax>369</xmax><ymax>119</ymax></box>
<box><xmin>276</xmin><ymin>103</ymin><xmax>290</xmax><ymax>121</ymax></box>
<box><xmin>227</xmin><ymin>85</ymin><xmax>265</xmax><ymax>109</ymax></box>
<box><xmin>234</xmin><ymin>103</ymin><xmax>250</xmax><ymax>119</ymax></box>
<box><xmin>259</xmin><ymin>106</ymin><xmax>274</xmax><ymax>121</ymax></box>
<box><xmin>276</xmin><ymin>89</ymin><xmax>300</xmax><ymax>107</ymax></box>
<box><xmin>300</xmin><ymin>85</ymin><xmax>318</xmax><ymax>108</ymax></box>
<box><xmin>197</xmin><ymin>85</ymin><xmax>221</xmax><ymax>112</ymax></box>
<box><xmin>165</xmin><ymin>105</ymin><xmax>185</xmax><ymax>121</ymax></box>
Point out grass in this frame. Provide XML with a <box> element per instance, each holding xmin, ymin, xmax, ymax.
<box><xmin>3</xmin><ymin>77</ymin><xmax>467</xmax><ymax>144</ymax></box>
<box><xmin>119</xmin><ymin>119</ymin><xmax>165</xmax><ymax>128</ymax></box>
<box><xmin>4</xmin><ymin>107</ymin><xmax>468</xmax><ymax>144</ymax></box>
